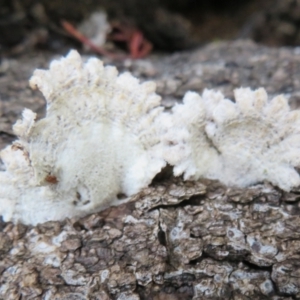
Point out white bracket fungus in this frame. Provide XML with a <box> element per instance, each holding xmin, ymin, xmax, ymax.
<box><xmin>1</xmin><ymin>50</ymin><xmax>300</xmax><ymax>225</ymax></box>
<box><xmin>0</xmin><ymin>50</ymin><xmax>166</xmax><ymax>224</ymax></box>
<box><xmin>163</xmin><ymin>88</ymin><xmax>300</xmax><ymax>191</ymax></box>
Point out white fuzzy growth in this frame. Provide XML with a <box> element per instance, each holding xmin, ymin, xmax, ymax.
<box><xmin>160</xmin><ymin>91</ymin><xmax>220</xmax><ymax>180</ymax></box>
<box><xmin>2</xmin><ymin>50</ymin><xmax>300</xmax><ymax>225</ymax></box>
<box><xmin>0</xmin><ymin>50</ymin><xmax>166</xmax><ymax>225</ymax></box>
<box><xmin>164</xmin><ymin>87</ymin><xmax>300</xmax><ymax>191</ymax></box>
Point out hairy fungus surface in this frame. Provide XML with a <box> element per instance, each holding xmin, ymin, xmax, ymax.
<box><xmin>164</xmin><ymin>88</ymin><xmax>300</xmax><ymax>191</ymax></box>
<box><xmin>0</xmin><ymin>50</ymin><xmax>166</xmax><ymax>225</ymax></box>
<box><xmin>1</xmin><ymin>50</ymin><xmax>300</xmax><ymax>225</ymax></box>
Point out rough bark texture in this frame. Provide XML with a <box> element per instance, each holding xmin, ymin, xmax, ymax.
<box><xmin>1</xmin><ymin>177</ymin><xmax>300</xmax><ymax>299</ymax></box>
<box><xmin>1</xmin><ymin>41</ymin><xmax>300</xmax><ymax>299</ymax></box>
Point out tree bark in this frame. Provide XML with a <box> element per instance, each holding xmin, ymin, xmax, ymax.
<box><xmin>1</xmin><ymin>177</ymin><xmax>300</xmax><ymax>299</ymax></box>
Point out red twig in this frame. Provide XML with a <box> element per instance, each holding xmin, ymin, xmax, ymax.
<box><xmin>109</xmin><ymin>22</ymin><xmax>153</xmax><ymax>59</ymax></box>
<box><xmin>61</xmin><ymin>20</ymin><xmax>125</xmax><ymax>60</ymax></box>
<box><xmin>129</xmin><ymin>30</ymin><xmax>153</xmax><ymax>59</ymax></box>
<box><xmin>62</xmin><ymin>19</ymin><xmax>152</xmax><ymax>59</ymax></box>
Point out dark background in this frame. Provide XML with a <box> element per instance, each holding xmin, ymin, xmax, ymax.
<box><xmin>0</xmin><ymin>0</ymin><xmax>299</xmax><ymax>55</ymax></box>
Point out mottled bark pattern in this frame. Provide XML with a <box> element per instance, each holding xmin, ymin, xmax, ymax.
<box><xmin>0</xmin><ymin>177</ymin><xmax>300</xmax><ymax>299</ymax></box>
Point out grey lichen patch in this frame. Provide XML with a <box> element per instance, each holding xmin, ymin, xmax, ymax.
<box><xmin>1</xmin><ymin>178</ymin><xmax>300</xmax><ymax>299</ymax></box>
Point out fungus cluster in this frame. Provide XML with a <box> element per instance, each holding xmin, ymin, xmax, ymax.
<box><xmin>1</xmin><ymin>50</ymin><xmax>299</xmax><ymax>224</ymax></box>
